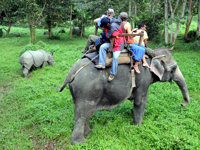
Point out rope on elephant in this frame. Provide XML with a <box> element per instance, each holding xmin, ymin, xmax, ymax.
<box><xmin>128</xmin><ymin>69</ymin><xmax>136</xmax><ymax>98</ymax></box>
<box><xmin>70</xmin><ymin>54</ymin><xmax>99</xmax><ymax>82</ymax></box>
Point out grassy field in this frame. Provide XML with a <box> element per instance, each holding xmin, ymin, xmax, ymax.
<box><xmin>0</xmin><ymin>26</ymin><xmax>200</xmax><ymax>150</ymax></box>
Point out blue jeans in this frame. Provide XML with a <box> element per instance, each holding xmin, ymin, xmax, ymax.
<box><xmin>110</xmin><ymin>51</ymin><xmax>121</xmax><ymax>75</ymax></box>
<box><xmin>98</xmin><ymin>42</ymin><xmax>121</xmax><ymax>75</ymax></box>
<box><xmin>98</xmin><ymin>43</ymin><xmax>111</xmax><ymax>66</ymax></box>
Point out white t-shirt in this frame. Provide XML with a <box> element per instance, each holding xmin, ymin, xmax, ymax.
<box><xmin>133</xmin><ymin>29</ymin><xmax>148</xmax><ymax>46</ymax></box>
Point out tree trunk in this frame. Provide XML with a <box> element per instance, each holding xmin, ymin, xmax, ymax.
<box><xmin>150</xmin><ymin>0</ymin><xmax>155</xmax><ymax>15</ymax></box>
<box><xmin>168</xmin><ymin>0</ymin><xmax>180</xmax><ymax>44</ymax></box>
<box><xmin>69</xmin><ymin>4</ymin><xmax>73</xmax><ymax>39</ymax></box>
<box><xmin>173</xmin><ymin>0</ymin><xmax>187</xmax><ymax>44</ymax></box>
<box><xmin>134</xmin><ymin>0</ymin><xmax>137</xmax><ymax>28</ymax></box>
<box><xmin>30</xmin><ymin>26</ymin><xmax>35</xmax><ymax>44</ymax></box>
<box><xmin>184</xmin><ymin>0</ymin><xmax>193</xmax><ymax>39</ymax></box>
<box><xmin>28</xmin><ymin>14</ymin><xmax>35</xmax><ymax>44</ymax></box>
<box><xmin>195</xmin><ymin>0</ymin><xmax>200</xmax><ymax>40</ymax></box>
<box><xmin>48</xmin><ymin>23</ymin><xmax>52</xmax><ymax>39</ymax></box>
<box><xmin>164</xmin><ymin>0</ymin><xmax>169</xmax><ymax>44</ymax></box>
<box><xmin>6</xmin><ymin>23</ymin><xmax>12</xmax><ymax>37</ymax></box>
<box><xmin>81</xmin><ymin>20</ymin><xmax>84</xmax><ymax>37</ymax></box>
<box><xmin>129</xmin><ymin>0</ymin><xmax>133</xmax><ymax>28</ymax></box>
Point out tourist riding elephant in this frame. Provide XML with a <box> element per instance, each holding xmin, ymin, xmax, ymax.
<box><xmin>59</xmin><ymin>48</ymin><xmax>189</xmax><ymax>145</ymax></box>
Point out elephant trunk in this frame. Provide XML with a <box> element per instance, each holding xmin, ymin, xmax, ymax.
<box><xmin>172</xmin><ymin>66</ymin><xmax>190</xmax><ymax>107</ymax></box>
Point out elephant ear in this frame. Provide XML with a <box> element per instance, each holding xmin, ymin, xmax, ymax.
<box><xmin>150</xmin><ymin>53</ymin><xmax>177</xmax><ymax>81</ymax></box>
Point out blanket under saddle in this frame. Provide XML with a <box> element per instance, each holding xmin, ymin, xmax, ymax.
<box><xmin>83</xmin><ymin>47</ymin><xmax>177</xmax><ymax>82</ymax></box>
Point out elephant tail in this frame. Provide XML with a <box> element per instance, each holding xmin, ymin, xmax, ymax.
<box><xmin>59</xmin><ymin>73</ymin><xmax>71</xmax><ymax>92</ymax></box>
<box><xmin>59</xmin><ymin>64</ymin><xmax>88</xmax><ymax>92</ymax></box>
<box><xmin>59</xmin><ymin>58</ymin><xmax>89</xmax><ymax>92</ymax></box>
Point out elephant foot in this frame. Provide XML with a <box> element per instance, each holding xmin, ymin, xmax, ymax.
<box><xmin>71</xmin><ymin>136</ymin><xmax>87</xmax><ymax>145</ymax></box>
<box><xmin>84</xmin><ymin>128</ymin><xmax>92</xmax><ymax>136</ymax></box>
<box><xmin>132</xmin><ymin>121</ymin><xmax>142</xmax><ymax>125</ymax></box>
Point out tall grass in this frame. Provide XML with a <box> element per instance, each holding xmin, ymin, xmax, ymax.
<box><xmin>0</xmin><ymin>26</ymin><xmax>200</xmax><ymax>149</ymax></box>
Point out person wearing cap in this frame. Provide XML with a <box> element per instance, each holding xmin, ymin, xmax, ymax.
<box><xmin>81</xmin><ymin>9</ymin><xmax>115</xmax><ymax>54</ymax></box>
<box><xmin>95</xmin><ymin>13</ymin><xmax>126</xmax><ymax>82</ymax></box>
<box><xmin>94</xmin><ymin>8</ymin><xmax>115</xmax><ymax>27</ymax></box>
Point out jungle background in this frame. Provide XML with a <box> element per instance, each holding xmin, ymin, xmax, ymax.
<box><xmin>0</xmin><ymin>0</ymin><xmax>200</xmax><ymax>149</ymax></box>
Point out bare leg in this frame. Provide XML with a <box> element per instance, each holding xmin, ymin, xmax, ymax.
<box><xmin>142</xmin><ymin>55</ymin><xmax>150</xmax><ymax>68</ymax></box>
<box><xmin>133</xmin><ymin>61</ymin><xmax>141</xmax><ymax>74</ymax></box>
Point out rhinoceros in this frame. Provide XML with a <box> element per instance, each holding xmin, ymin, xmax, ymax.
<box><xmin>59</xmin><ymin>48</ymin><xmax>190</xmax><ymax>145</ymax></box>
<box><xmin>19</xmin><ymin>49</ymin><xmax>55</xmax><ymax>77</ymax></box>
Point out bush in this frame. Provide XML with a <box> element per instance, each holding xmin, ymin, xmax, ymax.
<box><xmin>187</xmin><ymin>40</ymin><xmax>200</xmax><ymax>51</ymax></box>
<box><xmin>184</xmin><ymin>31</ymin><xmax>198</xmax><ymax>43</ymax></box>
<box><xmin>19</xmin><ymin>41</ymin><xmax>51</xmax><ymax>56</ymax></box>
<box><xmin>49</xmin><ymin>35</ymin><xmax>60</xmax><ymax>40</ymax></box>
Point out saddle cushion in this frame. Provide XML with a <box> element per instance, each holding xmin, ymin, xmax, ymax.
<box><xmin>83</xmin><ymin>51</ymin><xmax>131</xmax><ymax>67</ymax></box>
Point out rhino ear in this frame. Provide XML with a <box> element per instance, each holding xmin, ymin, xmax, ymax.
<box><xmin>51</xmin><ymin>51</ymin><xmax>54</xmax><ymax>56</ymax></box>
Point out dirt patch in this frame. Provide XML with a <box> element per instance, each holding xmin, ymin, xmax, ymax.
<box><xmin>29</xmin><ymin>135</ymin><xmax>67</xmax><ymax>150</ymax></box>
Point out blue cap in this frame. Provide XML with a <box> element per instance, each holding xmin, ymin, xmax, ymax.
<box><xmin>100</xmin><ymin>17</ymin><xmax>110</xmax><ymax>27</ymax></box>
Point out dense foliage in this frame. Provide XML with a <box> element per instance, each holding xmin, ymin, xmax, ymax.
<box><xmin>0</xmin><ymin>26</ymin><xmax>200</xmax><ymax>149</ymax></box>
<box><xmin>0</xmin><ymin>0</ymin><xmax>199</xmax><ymax>43</ymax></box>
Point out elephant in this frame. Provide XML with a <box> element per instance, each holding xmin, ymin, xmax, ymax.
<box><xmin>59</xmin><ymin>47</ymin><xmax>189</xmax><ymax>145</ymax></box>
<box><xmin>19</xmin><ymin>49</ymin><xmax>56</xmax><ymax>77</ymax></box>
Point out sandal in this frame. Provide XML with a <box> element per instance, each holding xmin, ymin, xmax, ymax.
<box><xmin>143</xmin><ymin>63</ymin><xmax>150</xmax><ymax>69</ymax></box>
<box><xmin>108</xmin><ymin>74</ymin><xmax>115</xmax><ymax>82</ymax></box>
<box><xmin>95</xmin><ymin>64</ymin><xmax>105</xmax><ymax>69</ymax></box>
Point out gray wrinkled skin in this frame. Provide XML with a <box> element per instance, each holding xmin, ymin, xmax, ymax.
<box><xmin>19</xmin><ymin>49</ymin><xmax>55</xmax><ymax>77</ymax></box>
<box><xmin>59</xmin><ymin>48</ymin><xmax>189</xmax><ymax>145</ymax></box>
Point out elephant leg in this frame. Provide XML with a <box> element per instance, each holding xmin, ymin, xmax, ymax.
<box><xmin>71</xmin><ymin>101</ymin><xmax>95</xmax><ymax>145</ymax></box>
<box><xmin>84</xmin><ymin>118</ymin><xmax>92</xmax><ymax>136</ymax></box>
<box><xmin>133</xmin><ymin>91</ymin><xmax>148</xmax><ymax>125</ymax></box>
<box><xmin>84</xmin><ymin>111</ymin><xmax>95</xmax><ymax>136</ymax></box>
<box><xmin>23</xmin><ymin>67</ymin><xmax>29</xmax><ymax>77</ymax></box>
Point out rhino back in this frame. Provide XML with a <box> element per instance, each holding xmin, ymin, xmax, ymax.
<box><xmin>29</xmin><ymin>50</ymin><xmax>45</xmax><ymax>67</ymax></box>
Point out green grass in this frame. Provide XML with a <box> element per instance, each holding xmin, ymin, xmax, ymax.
<box><xmin>0</xmin><ymin>26</ymin><xmax>200</xmax><ymax>149</ymax></box>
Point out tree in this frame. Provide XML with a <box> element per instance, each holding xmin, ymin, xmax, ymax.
<box><xmin>0</xmin><ymin>0</ymin><xmax>23</xmax><ymax>37</ymax></box>
<box><xmin>168</xmin><ymin>0</ymin><xmax>180</xmax><ymax>43</ymax></box>
<box><xmin>168</xmin><ymin>0</ymin><xmax>187</xmax><ymax>44</ymax></box>
<box><xmin>164</xmin><ymin>0</ymin><xmax>169</xmax><ymax>44</ymax></box>
<box><xmin>173</xmin><ymin>0</ymin><xmax>187</xmax><ymax>43</ymax></box>
<box><xmin>136</xmin><ymin>0</ymin><xmax>164</xmax><ymax>41</ymax></box>
<box><xmin>195</xmin><ymin>0</ymin><xmax>200</xmax><ymax>39</ymax></box>
<box><xmin>69</xmin><ymin>3</ymin><xmax>73</xmax><ymax>39</ymax></box>
<box><xmin>184</xmin><ymin>0</ymin><xmax>194</xmax><ymax>39</ymax></box>
<box><xmin>133</xmin><ymin>0</ymin><xmax>137</xmax><ymax>28</ymax></box>
<box><xmin>24</xmin><ymin>0</ymin><xmax>46</xmax><ymax>43</ymax></box>
<box><xmin>43</xmin><ymin>0</ymin><xmax>69</xmax><ymax>38</ymax></box>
